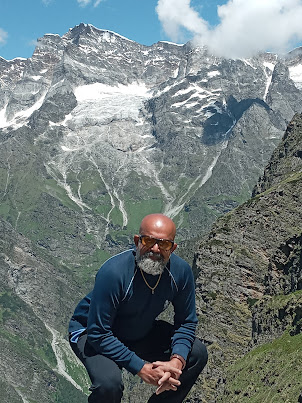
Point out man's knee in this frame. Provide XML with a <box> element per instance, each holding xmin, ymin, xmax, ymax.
<box><xmin>89</xmin><ymin>374</ymin><xmax>124</xmax><ymax>403</ymax></box>
<box><xmin>189</xmin><ymin>338</ymin><xmax>208</xmax><ymax>372</ymax></box>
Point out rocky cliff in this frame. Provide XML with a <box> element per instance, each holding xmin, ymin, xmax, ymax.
<box><xmin>193</xmin><ymin>113</ymin><xmax>302</xmax><ymax>402</ymax></box>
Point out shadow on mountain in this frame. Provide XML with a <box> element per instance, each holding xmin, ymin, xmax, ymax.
<box><xmin>202</xmin><ymin>96</ymin><xmax>270</xmax><ymax>145</ymax></box>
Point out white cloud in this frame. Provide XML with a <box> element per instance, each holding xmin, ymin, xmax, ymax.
<box><xmin>77</xmin><ymin>0</ymin><xmax>91</xmax><ymax>6</ymax></box>
<box><xmin>77</xmin><ymin>0</ymin><xmax>103</xmax><ymax>7</ymax></box>
<box><xmin>93</xmin><ymin>0</ymin><xmax>103</xmax><ymax>7</ymax></box>
<box><xmin>156</xmin><ymin>0</ymin><xmax>208</xmax><ymax>41</ymax></box>
<box><xmin>0</xmin><ymin>28</ymin><xmax>8</xmax><ymax>46</ymax></box>
<box><xmin>29</xmin><ymin>39</ymin><xmax>39</xmax><ymax>48</ymax></box>
<box><xmin>156</xmin><ymin>0</ymin><xmax>302</xmax><ymax>58</ymax></box>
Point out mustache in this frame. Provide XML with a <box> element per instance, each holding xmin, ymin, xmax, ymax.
<box><xmin>142</xmin><ymin>252</ymin><xmax>164</xmax><ymax>261</ymax></box>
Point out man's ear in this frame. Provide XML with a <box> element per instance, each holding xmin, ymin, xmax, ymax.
<box><xmin>171</xmin><ymin>243</ymin><xmax>177</xmax><ymax>253</ymax></box>
<box><xmin>134</xmin><ymin>235</ymin><xmax>139</xmax><ymax>247</ymax></box>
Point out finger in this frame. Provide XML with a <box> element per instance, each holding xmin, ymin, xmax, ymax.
<box><xmin>156</xmin><ymin>383</ymin><xmax>177</xmax><ymax>395</ymax></box>
<box><xmin>156</xmin><ymin>384</ymin><xmax>170</xmax><ymax>395</ymax></box>
<box><xmin>152</xmin><ymin>361</ymin><xmax>165</xmax><ymax>366</ymax></box>
<box><xmin>167</xmin><ymin>376</ymin><xmax>181</xmax><ymax>386</ymax></box>
<box><xmin>152</xmin><ymin>362</ymin><xmax>182</xmax><ymax>376</ymax></box>
<box><xmin>158</xmin><ymin>371</ymin><xmax>171</xmax><ymax>385</ymax></box>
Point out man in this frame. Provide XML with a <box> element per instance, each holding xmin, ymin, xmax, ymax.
<box><xmin>69</xmin><ymin>213</ymin><xmax>208</xmax><ymax>402</ymax></box>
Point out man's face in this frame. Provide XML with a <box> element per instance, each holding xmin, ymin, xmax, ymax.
<box><xmin>134</xmin><ymin>215</ymin><xmax>177</xmax><ymax>275</ymax></box>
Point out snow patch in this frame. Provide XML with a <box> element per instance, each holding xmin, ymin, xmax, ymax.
<box><xmin>102</xmin><ymin>31</ymin><xmax>116</xmax><ymax>43</ymax></box>
<box><xmin>173</xmin><ymin>67</ymin><xmax>179</xmax><ymax>78</ymax></box>
<box><xmin>44</xmin><ymin>33</ymin><xmax>61</xmax><ymax>38</ymax></box>
<box><xmin>263</xmin><ymin>62</ymin><xmax>275</xmax><ymax>101</ymax></box>
<box><xmin>207</xmin><ymin>70</ymin><xmax>221</xmax><ymax>78</ymax></box>
<box><xmin>242</xmin><ymin>59</ymin><xmax>257</xmax><ymax>69</ymax></box>
<box><xmin>158</xmin><ymin>41</ymin><xmax>184</xmax><ymax>47</ymax></box>
<box><xmin>0</xmin><ymin>105</ymin><xmax>8</xmax><ymax>128</ymax></box>
<box><xmin>61</xmin><ymin>146</ymin><xmax>78</xmax><ymax>152</ymax></box>
<box><xmin>1</xmin><ymin>56</ymin><xmax>27</xmax><ymax>62</ymax></box>
<box><xmin>289</xmin><ymin>64</ymin><xmax>302</xmax><ymax>89</ymax></box>
<box><xmin>203</xmin><ymin>111</ymin><xmax>215</xmax><ymax>118</ymax></box>
<box><xmin>172</xmin><ymin>87</ymin><xmax>195</xmax><ymax>97</ymax></box>
<box><xmin>172</xmin><ymin>93</ymin><xmax>206</xmax><ymax>108</ymax></box>
<box><xmin>263</xmin><ymin>62</ymin><xmax>275</xmax><ymax>71</ymax></box>
<box><xmin>15</xmin><ymin>94</ymin><xmax>46</xmax><ymax>120</ymax></box>
<box><xmin>74</xmin><ymin>82</ymin><xmax>152</xmax><ymax>102</ymax></box>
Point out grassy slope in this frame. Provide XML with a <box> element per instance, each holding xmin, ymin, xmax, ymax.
<box><xmin>220</xmin><ymin>292</ymin><xmax>302</xmax><ymax>402</ymax></box>
<box><xmin>0</xmin><ymin>290</ymin><xmax>88</xmax><ymax>403</ymax></box>
<box><xmin>221</xmin><ymin>331</ymin><xmax>302</xmax><ymax>402</ymax></box>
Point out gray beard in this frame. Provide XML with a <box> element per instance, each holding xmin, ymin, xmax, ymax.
<box><xmin>136</xmin><ymin>251</ymin><xmax>166</xmax><ymax>276</ymax></box>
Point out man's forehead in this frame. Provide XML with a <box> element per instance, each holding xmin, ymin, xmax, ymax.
<box><xmin>140</xmin><ymin>214</ymin><xmax>176</xmax><ymax>237</ymax></box>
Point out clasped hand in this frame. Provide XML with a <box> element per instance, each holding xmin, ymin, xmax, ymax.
<box><xmin>138</xmin><ymin>360</ymin><xmax>182</xmax><ymax>395</ymax></box>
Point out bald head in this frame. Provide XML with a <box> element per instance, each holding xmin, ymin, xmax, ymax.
<box><xmin>139</xmin><ymin>213</ymin><xmax>176</xmax><ymax>241</ymax></box>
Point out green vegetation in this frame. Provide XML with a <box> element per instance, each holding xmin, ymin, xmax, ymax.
<box><xmin>0</xmin><ymin>379</ymin><xmax>23</xmax><ymax>403</ymax></box>
<box><xmin>245</xmin><ymin>171</ymin><xmax>302</xmax><ymax>203</ymax></box>
<box><xmin>124</xmin><ymin>193</ymin><xmax>164</xmax><ymax>233</ymax></box>
<box><xmin>62</xmin><ymin>352</ymin><xmax>90</xmax><ymax>393</ymax></box>
<box><xmin>44</xmin><ymin>178</ymin><xmax>83</xmax><ymax>210</ymax></box>
<box><xmin>0</xmin><ymin>290</ymin><xmax>57</xmax><ymax>368</ymax></box>
<box><xmin>72</xmin><ymin>247</ymin><xmax>112</xmax><ymax>283</ymax></box>
<box><xmin>207</xmin><ymin>188</ymin><xmax>252</xmax><ymax>208</ymax></box>
<box><xmin>52</xmin><ymin>375</ymin><xmax>87</xmax><ymax>403</ymax></box>
<box><xmin>247</xmin><ymin>297</ymin><xmax>259</xmax><ymax>307</ymax></box>
<box><xmin>0</xmin><ymin>287</ymin><xmax>88</xmax><ymax>402</ymax></box>
<box><xmin>221</xmin><ymin>331</ymin><xmax>302</xmax><ymax>402</ymax></box>
<box><xmin>262</xmin><ymin>290</ymin><xmax>302</xmax><ymax>310</ymax></box>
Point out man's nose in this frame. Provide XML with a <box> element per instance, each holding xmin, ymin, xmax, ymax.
<box><xmin>150</xmin><ymin>242</ymin><xmax>160</xmax><ymax>252</ymax></box>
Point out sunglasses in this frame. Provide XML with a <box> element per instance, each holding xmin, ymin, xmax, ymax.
<box><xmin>139</xmin><ymin>235</ymin><xmax>174</xmax><ymax>251</ymax></box>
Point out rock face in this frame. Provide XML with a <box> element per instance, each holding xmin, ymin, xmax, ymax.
<box><xmin>253</xmin><ymin>113</ymin><xmax>302</xmax><ymax>195</ymax></box>
<box><xmin>1</xmin><ymin>24</ymin><xmax>302</xmax><ymax>273</ymax></box>
<box><xmin>193</xmin><ymin>113</ymin><xmax>302</xmax><ymax>402</ymax></box>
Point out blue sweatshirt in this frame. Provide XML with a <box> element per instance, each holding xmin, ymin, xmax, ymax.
<box><xmin>69</xmin><ymin>249</ymin><xmax>198</xmax><ymax>375</ymax></box>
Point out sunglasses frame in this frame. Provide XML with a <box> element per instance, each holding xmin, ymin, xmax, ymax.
<box><xmin>139</xmin><ymin>234</ymin><xmax>174</xmax><ymax>251</ymax></box>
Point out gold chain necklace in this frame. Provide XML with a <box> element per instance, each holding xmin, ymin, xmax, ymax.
<box><xmin>139</xmin><ymin>267</ymin><xmax>162</xmax><ymax>294</ymax></box>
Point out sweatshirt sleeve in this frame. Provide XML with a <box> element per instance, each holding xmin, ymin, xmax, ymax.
<box><xmin>86</xmin><ymin>266</ymin><xmax>145</xmax><ymax>375</ymax></box>
<box><xmin>171</xmin><ymin>262</ymin><xmax>198</xmax><ymax>361</ymax></box>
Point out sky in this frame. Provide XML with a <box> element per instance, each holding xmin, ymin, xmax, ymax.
<box><xmin>1</xmin><ymin>0</ymin><xmax>302</xmax><ymax>61</ymax></box>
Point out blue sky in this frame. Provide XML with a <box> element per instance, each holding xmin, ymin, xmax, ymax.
<box><xmin>1</xmin><ymin>0</ymin><xmax>302</xmax><ymax>61</ymax></box>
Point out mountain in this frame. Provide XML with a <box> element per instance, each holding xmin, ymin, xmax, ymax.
<box><xmin>1</xmin><ymin>23</ymin><xmax>302</xmax><ymax>402</ymax></box>
<box><xmin>193</xmin><ymin>113</ymin><xmax>302</xmax><ymax>402</ymax></box>
<box><xmin>1</xmin><ymin>23</ymin><xmax>302</xmax><ymax>274</ymax></box>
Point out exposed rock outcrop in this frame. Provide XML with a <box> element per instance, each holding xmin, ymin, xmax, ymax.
<box><xmin>193</xmin><ymin>113</ymin><xmax>302</xmax><ymax>402</ymax></box>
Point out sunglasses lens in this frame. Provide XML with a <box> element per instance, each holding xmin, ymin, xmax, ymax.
<box><xmin>158</xmin><ymin>240</ymin><xmax>173</xmax><ymax>251</ymax></box>
<box><xmin>141</xmin><ymin>236</ymin><xmax>156</xmax><ymax>248</ymax></box>
<box><xmin>140</xmin><ymin>236</ymin><xmax>173</xmax><ymax>251</ymax></box>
